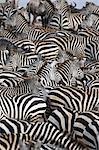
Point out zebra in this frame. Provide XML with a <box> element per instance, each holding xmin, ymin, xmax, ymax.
<box><xmin>77</xmin><ymin>26</ymin><xmax>99</xmax><ymax>37</ymax></box>
<box><xmin>0</xmin><ymin>48</ymin><xmax>10</xmax><ymax>66</ymax></box>
<box><xmin>24</xmin><ymin>139</ymin><xmax>68</xmax><ymax>150</ymax></box>
<box><xmin>72</xmin><ymin>31</ymin><xmax>99</xmax><ymax>62</ymax></box>
<box><xmin>0</xmin><ymin>135</ymin><xmax>10</xmax><ymax>150</ymax></box>
<box><xmin>0</xmin><ymin>6</ymin><xmax>66</xmax><ymax>41</ymax></box>
<box><xmin>44</xmin><ymin>30</ymin><xmax>99</xmax><ymax>61</ymax></box>
<box><xmin>2</xmin><ymin>3</ymin><xmax>17</xmax><ymax>29</ymax></box>
<box><xmin>36</xmin><ymin>60</ymin><xmax>61</xmax><ymax>88</ymax></box>
<box><xmin>0</xmin><ymin>133</ymin><xmax>33</xmax><ymax>150</ymax></box>
<box><xmin>44</xmin><ymin>0</ymin><xmax>71</xmax><ymax>29</ymax></box>
<box><xmin>85</xmin><ymin>2</ymin><xmax>99</xmax><ymax>16</ymax></box>
<box><xmin>0</xmin><ymin>116</ymin><xmax>30</xmax><ymax>134</ymax></box>
<box><xmin>35</xmin><ymin>40</ymin><xmax>60</xmax><ymax>61</ymax></box>
<box><xmin>0</xmin><ymin>1</ymin><xmax>15</xmax><ymax>29</ymax></box>
<box><xmin>36</xmin><ymin>0</ymin><xmax>56</xmax><ymax>28</ymax></box>
<box><xmin>26</xmin><ymin>0</ymin><xmax>40</xmax><ymax>25</ymax></box>
<box><xmin>73</xmin><ymin>110</ymin><xmax>99</xmax><ymax>150</ymax></box>
<box><xmin>26</xmin><ymin>121</ymin><xmax>88</xmax><ymax>150</ymax></box>
<box><xmin>75</xmin><ymin>72</ymin><xmax>98</xmax><ymax>91</ymax></box>
<box><xmin>0</xmin><ymin>70</ymin><xmax>24</xmax><ymax>78</ymax></box>
<box><xmin>83</xmin><ymin>119</ymin><xmax>99</xmax><ymax>150</ymax></box>
<box><xmin>0</xmin><ymin>70</ymin><xmax>46</xmax><ymax>97</ymax></box>
<box><xmin>48</xmin><ymin>0</ymin><xmax>86</xmax><ymax>31</ymax></box>
<box><xmin>45</xmin><ymin>35</ymin><xmax>85</xmax><ymax>60</ymax></box>
<box><xmin>81</xmin><ymin>13</ymin><xmax>99</xmax><ymax>31</ymax></box>
<box><xmin>75</xmin><ymin>34</ymin><xmax>99</xmax><ymax>61</ymax></box>
<box><xmin>19</xmin><ymin>17</ymin><xmax>58</xmax><ymax>41</ymax></box>
<box><xmin>0</xmin><ymin>71</ymin><xmax>28</xmax><ymax>87</ymax></box>
<box><xmin>0</xmin><ymin>117</ymin><xmax>88</xmax><ymax>150</ymax></box>
<box><xmin>0</xmin><ymin>133</ymin><xmax>68</xmax><ymax>150</ymax></box>
<box><xmin>0</xmin><ymin>61</ymin><xmax>3</xmax><ymax>72</ymax></box>
<box><xmin>0</xmin><ymin>81</ymin><xmax>32</xmax><ymax>97</ymax></box>
<box><xmin>2</xmin><ymin>7</ymin><xmax>30</xmax><ymax>35</ymax></box>
<box><xmin>0</xmin><ymin>77</ymin><xmax>24</xmax><ymax>87</ymax></box>
<box><xmin>83</xmin><ymin>61</ymin><xmax>99</xmax><ymax>76</ymax></box>
<box><xmin>1</xmin><ymin>2</ymin><xmax>29</xmax><ymax>30</ymax></box>
<box><xmin>2</xmin><ymin>10</ymin><xmax>56</xmax><ymax>41</ymax></box>
<box><xmin>8</xmin><ymin>38</ymin><xmax>35</xmax><ymax>52</ymax></box>
<box><xmin>34</xmin><ymin>58</ymin><xmax>84</xmax><ymax>88</ymax></box>
<box><xmin>47</xmin><ymin>78</ymin><xmax>99</xmax><ymax>111</ymax></box>
<box><xmin>6</xmin><ymin>51</ymin><xmax>38</xmax><ymax>71</ymax></box>
<box><xmin>57</xmin><ymin>58</ymin><xmax>84</xmax><ymax>84</ymax></box>
<box><xmin>0</xmin><ymin>92</ymin><xmax>46</xmax><ymax>122</ymax></box>
<box><xmin>0</xmin><ymin>28</ymin><xmax>16</xmax><ymax>39</ymax></box>
<box><xmin>48</xmin><ymin>106</ymin><xmax>78</xmax><ymax>133</ymax></box>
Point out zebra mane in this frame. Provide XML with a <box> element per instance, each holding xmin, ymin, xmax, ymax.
<box><xmin>17</xmin><ymin>11</ymin><xmax>30</xmax><ymax>24</ymax></box>
<box><xmin>46</xmin><ymin>0</ymin><xmax>56</xmax><ymax>11</ymax></box>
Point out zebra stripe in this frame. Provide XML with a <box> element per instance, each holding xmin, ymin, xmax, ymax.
<box><xmin>0</xmin><ymin>117</ymin><xmax>88</xmax><ymax>150</ymax></box>
<box><xmin>4</xmin><ymin>11</ymin><xmax>54</xmax><ymax>41</ymax></box>
<box><xmin>0</xmin><ymin>135</ymin><xmax>10</xmax><ymax>150</ymax></box>
<box><xmin>0</xmin><ymin>77</ymin><xmax>23</xmax><ymax>87</ymax></box>
<box><xmin>48</xmin><ymin>107</ymin><xmax>78</xmax><ymax>133</ymax></box>
<box><xmin>0</xmin><ymin>93</ymin><xmax>46</xmax><ymax>122</ymax></box>
<box><xmin>81</xmin><ymin>13</ymin><xmax>99</xmax><ymax>31</ymax></box>
<box><xmin>0</xmin><ymin>49</ymin><xmax>9</xmax><ymax>66</ymax></box>
<box><xmin>47</xmin><ymin>86</ymin><xmax>83</xmax><ymax>111</ymax></box>
<box><xmin>47</xmin><ymin>79</ymin><xmax>99</xmax><ymax>111</ymax></box>
<box><xmin>45</xmin><ymin>35</ymin><xmax>85</xmax><ymax>59</ymax></box>
<box><xmin>0</xmin><ymin>71</ymin><xmax>23</xmax><ymax>78</ymax></box>
<box><xmin>85</xmin><ymin>2</ymin><xmax>99</xmax><ymax>16</ymax></box>
<box><xmin>73</xmin><ymin>110</ymin><xmax>99</xmax><ymax>150</ymax></box>
<box><xmin>37</xmin><ymin>0</ymin><xmax>55</xmax><ymax>28</ymax></box>
<box><xmin>6</xmin><ymin>51</ymin><xmax>37</xmax><ymax>71</ymax></box>
<box><xmin>35</xmin><ymin>41</ymin><xmax>60</xmax><ymax>61</ymax></box>
<box><xmin>0</xmin><ymin>133</ymin><xmax>30</xmax><ymax>150</ymax></box>
<box><xmin>55</xmin><ymin>59</ymin><xmax>84</xmax><ymax>86</ymax></box>
<box><xmin>0</xmin><ymin>29</ymin><xmax>16</xmax><ymax>39</ymax></box>
<box><xmin>9</xmin><ymin>38</ymin><xmax>35</xmax><ymax>52</ymax></box>
<box><xmin>75</xmin><ymin>72</ymin><xmax>98</xmax><ymax>91</ymax></box>
<box><xmin>0</xmin><ymin>81</ymin><xmax>32</xmax><ymax>97</ymax></box>
<box><xmin>83</xmin><ymin>119</ymin><xmax>99</xmax><ymax>150</ymax></box>
<box><xmin>78</xmin><ymin>26</ymin><xmax>99</xmax><ymax>37</ymax></box>
<box><xmin>36</xmin><ymin>61</ymin><xmax>60</xmax><ymax>88</ymax></box>
<box><xmin>0</xmin><ymin>116</ymin><xmax>30</xmax><ymax>134</ymax></box>
<box><xmin>48</xmin><ymin>0</ymin><xmax>86</xmax><ymax>31</ymax></box>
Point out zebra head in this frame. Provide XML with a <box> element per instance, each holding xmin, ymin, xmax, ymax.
<box><xmin>85</xmin><ymin>1</ymin><xmax>98</xmax><ymax>14</ymax></box>
<box><xmin>70</xmin><ymin>58</ymin><xmax>84</xmax><ymax>80</ymax></box>
<box><xmin>37</xmin><ymin>0</ymin><xmax>55</xmax><ymax>15</ymax></box>
<box><xmin>3</xmin><ymin>4</ymin><xmax>17</xmax><ymax>30</ymax></box>
<box><xmin>81</xmin><ymin>14</ymin><xmax>98</xmax><ymax>28</ymax></box>
<box><xmin>37</xmin><ymin>0</ymin><xmax>46</xmax><ymax>15</ymax></box>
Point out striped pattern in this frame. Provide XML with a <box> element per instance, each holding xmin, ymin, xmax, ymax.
<box><xmin>0</xmin><ymin>117</ymin><xmax>88</xmax><ymax>150</ymax></box>
<box><xmin>73</xmin><ymin>110</ymin><xmax>99</xmax><ymax>150</ymax></box>
<box><xmin>47</xmin><ymin>79</ymin><xmax>99</xmax><ymax>111</ymax></box>
<box><xmin>48</xmin><ymin>107</ymin><xmax>78</xmax><ymax>133</ymax></box>
<box><xmin>37</xmin><ymin>0</ymin><xmax>55</xmax><ymax>28</ymax></box>
<box><xmin>0</xmin><ymin>93</ymin><xmax>46</xmax><ymax>122</ymax></box>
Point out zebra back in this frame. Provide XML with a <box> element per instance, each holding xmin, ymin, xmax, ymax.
<box><xmin>73</xmin><ymin>110</ymin><xmax>99</xmax><ymax>150</ymax></box>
